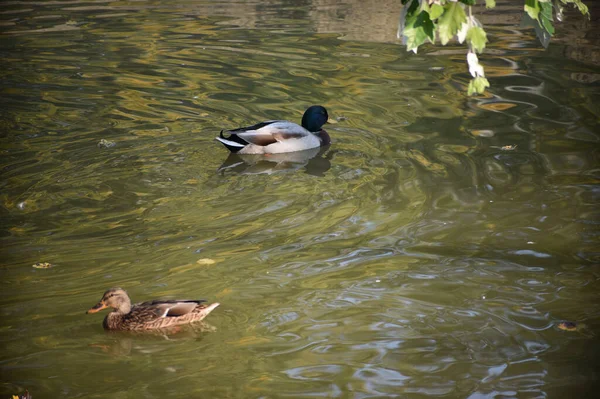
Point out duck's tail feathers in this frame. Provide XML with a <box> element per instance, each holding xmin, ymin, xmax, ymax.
<box><xmin>216</xmin><ymin>130</ymin><xmax>247</xmax><ymax>153</ymax></box>
<box><xmin>198</xmin><ymin>302</ymin><xmax>220</xmax><ymax>319</ymax></box>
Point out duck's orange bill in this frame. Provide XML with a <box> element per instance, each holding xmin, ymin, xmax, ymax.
<box><xmin>87</xmin><ymin>301</ymin><xmax>108</xmax><ymax>314</ymax></box>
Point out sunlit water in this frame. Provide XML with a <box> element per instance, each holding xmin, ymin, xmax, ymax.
<box><xmin>1</xmin><ymin>0</ymin><xmax>599</xmax><ymax>398</ymax></box>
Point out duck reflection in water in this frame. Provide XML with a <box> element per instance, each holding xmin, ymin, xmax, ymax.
<box><xmin>217</xmin><ymin>146</ymin><xmax>334</xmax><ymax>176</ymax></box>
<box><xmin>89</xmin><ymin>322</ymin><xmax>216</xmax><ymax>356</ymax></box>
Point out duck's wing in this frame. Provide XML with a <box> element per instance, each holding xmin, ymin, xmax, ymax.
<box><xmin>136</xmin><ymin>299</ymin><xmax>206</xmax><ymax>318</ymax></box>
<box><xmin>224</xmin><ymin>120</ymin><xmax>311</xmax><ymax>147</ymax></box>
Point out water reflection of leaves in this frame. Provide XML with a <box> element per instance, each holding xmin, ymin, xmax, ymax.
<box><xmin>168</xmin><ymin>259</ymin><xmax>218</xmax><ymax>275</ymax></box>
<box><xmin>407</xmin><ymin>149</ymin><xmax>447</xmax><ymax>175</ymax></box>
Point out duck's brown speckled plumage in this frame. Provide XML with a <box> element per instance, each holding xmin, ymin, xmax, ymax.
<box><xmin>87</xmin><ymin>288</ymin><xmax>219</xmax><ymax>331</ymax></box>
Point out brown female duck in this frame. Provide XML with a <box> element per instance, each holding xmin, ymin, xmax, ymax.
<box><xmin>87</xmin><ymin>288</ymin><xmax>219</xmax><ymax>331</ymax></box>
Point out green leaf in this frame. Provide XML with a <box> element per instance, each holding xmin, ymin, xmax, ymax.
<box><xmin>521</xmin><ymin>0</ymin><xmax>554</xmax><ymax>44</ymax></box>
<box><xmin>541</xmin><ymin>17</ymin><xmax>554</xmax><ymax>35</ymax></box>
<box><xmin>540</xmin><ymin>1</ymin><xmax>553</xmax><ymax>18</ymax></box>
<box><xmin>540</xmin><ymin>1</ymin><xmax>554</xmax><ymax>35</ymax></box>
<box><xmin>560</xmin><ymin>0</ymin><xmax>589</xmax><ymax>16</ymax></box>
<box><xmin>521</xmin><ymin>11</ymin><xmax>551</xmax><ymax>47</ymax></box>
<box><xmin>403</xmin><ymin>25</ymin><xmax>430</xmax><ymax>53</ymax></box>
<box><xmin>468</xmin><ymin>76</ymin><xmax>490</xmax><ymax>95</ymax></box>
<box><xmin>404</xmin><ymin>11</ymin><xmax>435</xmax><ymax>52</ymax></box>
<box><xmin>524</xmin><ymin>0</ymin><xmax>541</xmax><ymax>21</ymax></box>
<box><xmin>399</xmin><ymin>0</ymin><xmax>421</xmax><ymax>51</ymax></box>
<box><xmin>405</xmin><ymin>0</ymin><xmax>419</xmax><ymax>16</ymax></box>
<box><xmin>485</xmin><ymin>0</ymin><xmax>496</xmax><ymax>8</ymax></box>
<box><xmin>467</xmin><ymin>26</ymin><xmax>488</xmax><ymax>53</ymax></box>
<box><xmin>459</xmin><ymin>0</ymin><xmax>476</xmax><ymax>5</ymax></box>
<box><xmin>415</xmin><ymin>11</ymin><xmax>435</xmax><ymax>41</ymax></box>
<box><xmin>429</xmin><ymin>4</ymin><xmax>444</xmax><ymax>20</ymax></box>
<box><xmin>438</xmin><ymin>2</ymin><xmax>467</xmax><ymax>45</ymax></box>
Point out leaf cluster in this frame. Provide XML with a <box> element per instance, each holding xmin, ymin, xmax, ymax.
<box><xmin>398</xmin><ymin>0</ymin><xmax>590</xmax><ymax>95</ymax></box>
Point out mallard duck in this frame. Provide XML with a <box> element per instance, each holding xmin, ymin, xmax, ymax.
<box><xmin>87</xmin><ymin>288</ymin><xmax>219</xmax><ymax>331</ymax></box>
<box><xmin>216</xmin><ymin>105</ymin><xmax>331</xmax><ymax>154</ymax></box>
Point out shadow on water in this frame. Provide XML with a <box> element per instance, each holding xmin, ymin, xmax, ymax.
<box><xmin>1</xmin><ymin>0</ymin><xmax>600</xmax><ymax>398</ymax></box>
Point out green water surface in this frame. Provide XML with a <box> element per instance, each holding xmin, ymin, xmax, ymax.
<box><xmin>1</xmin><ymin>0</ymin><xmax>599</xmax><ymax>398</ymax></box>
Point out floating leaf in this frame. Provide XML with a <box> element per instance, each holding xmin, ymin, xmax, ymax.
<box><xmin>196</xmin><ymin>258</ymin><xmax>216</xmax><ymax>265</ymax></box>
<box><xmin>485</xmin><ymin>0</ymin><xmax>497</xmax><ymax>8</ymax></box>
<box><xmin>557</xmin><ymin>321</ymin><xmax>578</xmax><ymax>331</ymax></box>
<box><xmin>33</xmin><ymin>262</ymin><xmax>53</xmax><ymax>269</ymax></box>
<box><xmin>98</xmin><ymin>139</ymin><xmax>116</xmax><ymax>148</ymax></box>
<box><xmin>11</xmin><ymin>390</ymin><xmax>31</xmax><ymax>399</ymax></box>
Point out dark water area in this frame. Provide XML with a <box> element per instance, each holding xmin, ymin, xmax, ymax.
<box><xmin>1</xmin><ymin>0</ymin><xmax>599</xmax><ymax>398</ymax></box>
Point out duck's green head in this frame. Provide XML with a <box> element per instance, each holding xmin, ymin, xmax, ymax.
<box><xmin>301</xmin><ymin>105</ymin><xmax>329</xmax><ymax>132</ymax></box>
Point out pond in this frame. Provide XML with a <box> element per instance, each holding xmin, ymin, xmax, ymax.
<box><xmin>1</xmin><ymin>0</ymin><xmax>599</xmax><ymax>398</ymax></box>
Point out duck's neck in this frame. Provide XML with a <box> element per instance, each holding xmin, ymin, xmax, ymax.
<box><xmin>117</xmin><ymin>302</ymin><xmax>132</xmax><ymax>314</ymax></box>
<box><xmin>317</xmin><ymin>130</ymin><xmax>330</xmax><ymax>146</ymax></box>
<box><xmin>103</xmin><ymin>304</ymin><xmax>132</xmax><ymax>330</ymax></box>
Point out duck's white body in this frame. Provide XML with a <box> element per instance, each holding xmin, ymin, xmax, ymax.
<box><xmin>216</xmin><ymin>106</ymin><xmax>331</xmax><ymax>154</ymax></box>
<box><xmin>217</xmin><ymin>121</ymin><xmax>326</xmax><ymax>154</ymax></box>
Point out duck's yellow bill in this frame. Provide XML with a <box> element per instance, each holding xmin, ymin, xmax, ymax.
<box><xmin>87</xmin><ymin>301</ymin><xmax>108</xmax><ymax>314</ymax></box>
